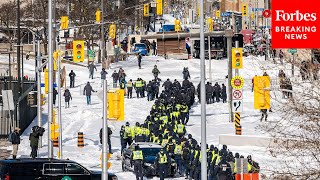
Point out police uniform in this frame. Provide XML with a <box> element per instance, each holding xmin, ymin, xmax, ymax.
<box><xmin>132</xmin><ymin>149</ymin><xmax>144</xmax><ymax>180</ymax></box>
<box><xmin>157</xmin><ymin>151</ymin><xmax>169</xmax><ymax>180</ymax></box>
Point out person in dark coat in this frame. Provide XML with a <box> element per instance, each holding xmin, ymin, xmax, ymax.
<box><xmin>63</xmin><ymin>89</ymin><xmax>72</xmax><ymax>108</ymax></box>
<box><xmin>214</xmin><ymin>82</ymin><xmax>221</xmax><ymax>102</ymax></box>
<box><xmin>214</xmin><ymin>157</ymin><xmax>233</xmax><ymax>180</ymax></box>
<box><xmin>100</xmin><ymin>127</ymin><xmax>113</xmax><ymax>153</ymax></box>
<box><xmin>206</xmin><ymin>82</ymin><xmax>213</xmax><ymax>104</ymax></box>
<box><xmin>162</xmin><ymin>79</ymin><xmax>173</xmax><ymax>91</ymax></box>
<box><xmin>182</xmin><ymin>67</ymin><xmax>191</xmax><ymax>80</ymax></box>
<box><xmin>69</xmin><ymin>70</ymin><xmax>76</xmax><ymax>88</ymax></box>
<box><xmin>131</xmin><ymin>146</ymin><xmax>144</xmax><ymax>180</ymax></box>
<box><xmin>146</xmin><ymin>81</ymin><xmax>153</xmax><ymax>101</ymax></box>
<box><xmin>221</xmin><ymin>83</ymin><xmax>227</xmax><ymax>103</ymax></box>
<box><xmin>88</xmin><ymin>62</ymin><xmax>97</xmax><ymax>79</ymax></box>
<box><xmin>11</xmin><ymin>127</ymin><xmax>21</xmax><ymax>159</ymax></box>
<box><xmin>83</xmin><ymin>82</ymin><xmax>96</xmax><ymax>105</ymax></box>
<box><xmin>100</xmin><ymin>68</ymin><xmax>108</xmax><ymax>87</ymax></box>
<box><xmin>53</xmin><ymin>88</ymin><xmax>58</xmax><ymax>105</ymax></box>
<box><xmin>173</xmin><ymin>79</ymin><xmax>181</xmax><ymax>90</ymax></box>
<box><xmin>137</xmin><ymin>53</ymin><xmax>142</xmax><ymax>69</ymax></box>
<box><xmin>111</xmin><ymin>70</ymin><xmax>119</xmax><ymax>87</ymax></box>
<box><xmin>29</xmin><ymin>128</ymin><xmax>40</xmax><ymax>159</ymax></box>
<box><xmin>119</xmin><ymin>126</ymin><xmax>126</xmax><ymax>153</ymax></box>
<box><xmin>152</xmin><ymin>40</ymin><xmax>157</xmax><ymax>55</ymax></box>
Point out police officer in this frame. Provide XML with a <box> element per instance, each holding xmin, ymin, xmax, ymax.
<box><xmin>174</xmin><ymin>140</ymin><xmax>184</xmax><ymax>176</ymax></box>
<box><xmin>156</xmin><ymin>148</ymin><xmax>169</xmax><ymax>180</ymax></box>
<box><xmin>124</xmin><ymin>122</ymin><xmax>134</xmax><ymax>146</ymax></box>
<box><xmin>214</xmin><ymin>156</ymin><xmax>232</xmax><ymax>180</ymax></box>
<box><xmin>126</xmin><ymin>79</ymin><xmax>133</xmax><ymax>98</ymax></box>
<box><xmin>119</xmin><ymin>125</ymin><xmax>126</xmax><ymax>153</ymax></box>
<box><xmin>131</xmin><ymin>146</ymin><xmax>144</xmax><ymax>180</ymax></box>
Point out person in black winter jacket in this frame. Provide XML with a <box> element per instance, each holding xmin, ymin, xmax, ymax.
<box><xmin>53</xmin><ymin>88</ymin><xmax>58</xmax><ymax>105</ymax></box>
<box><xmin>221</xmin><ymin>84</ymin><xmax>227</xmax><ymax>103</ymax></box>
<box><xmin>11</xmin><ymin>128</ymin><xmax>21</xmax><ymax>159</ymax></box>
<box><xmin>63</xmin><ymin>89</ymin><xmax>72</xmax><ymax>108</ymax></box>
<box><xmin>146</xmin><ymin>81</ymin><xmax>154</xmax><ymax>101</ymax></box>
<box><xmin>213</xmin><ymin>82</ymin><xmax>221</xmax><ymax>102</ymax></box>
<box><xmin>182</xmin><ymin>67</ymin><xmax>191</xmax><ymax>80</ymax></box>
<box><xmin>83</xmin><ymin>82</ymin><xmax>96</xmax><ymax>105</ymax></box>
<box><xmin>162</xmin><ymin>79</ymin><xmax>173</xmax><ymax>90</ymax></box>
<box><xmin>100</xmin><ymin>127</ymin><xmax>113</xmax><ymax>153</ymax></box>
<box><xmin>111</xmin><ymin>70</ymin><xmax>119</xmax><ymax>88</ymax></box>
<box><xmin>29</xmin><ymin>128</ymin><xmax>40</xmax><ymax>159</ymax></box>
<box><xmin>69</xmin><ymin>70</ymin><xmax>76</xmax><ymax>88</ymax></box>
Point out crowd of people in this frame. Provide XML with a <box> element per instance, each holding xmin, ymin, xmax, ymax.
<box><xmin>119</xmin><ymin>74</ymin><xmax>259</xmax><ymax>179</ymax></box>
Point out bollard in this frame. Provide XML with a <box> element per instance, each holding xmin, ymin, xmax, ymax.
<box><xmin>236</xmin><ymin>126</ymin><xmax>242</xmax><ymax>135</ymax></box>
<box><xmin>53</xmin><ymin>138</ymin><xmax>59</xmax><ymax>147</ymax></box>
<box><xmin>78</xmin><ymin>132</ymin><xmax>84</xmax><ymax>147</ymax></box>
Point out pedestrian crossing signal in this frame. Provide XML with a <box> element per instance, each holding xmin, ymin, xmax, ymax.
<box><xmin>174</xmin><ymin>19</ymin><xmax>181</xmax><ymax>32</ymax></box>
<box><xmin>60</xmin><ymin>16</ymin><xmax>69</xmax><ymax>30</ymax></box>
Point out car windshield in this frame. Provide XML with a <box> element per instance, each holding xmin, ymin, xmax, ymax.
<box><xmin>135</xmin><ymin>44</ymin><xmax>146</xmax><ymax>48</ymax></box>
<box><xmin>141</xmin><ymin>148</ymin><xmax>161</xmax><ymax>156</ymax></box>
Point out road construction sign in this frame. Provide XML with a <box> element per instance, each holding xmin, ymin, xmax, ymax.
<box><xmin>231</xmin><ymin>76</ymin><xmax>244</xmax><ymax>90</ymax></box>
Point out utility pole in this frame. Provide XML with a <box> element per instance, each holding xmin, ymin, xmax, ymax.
<box><xmin>200</xmin><ymin>0</ymin><xmax>207</xmax><ymax>179</ymax></box>
<box><xmin>48</xmin><ymin>0</ymin><xmax>54</xmax><ymax>159</ymax></box>
<box><xmin>36</xmin><ymin>34</ymin><xmax>42</xmax><ymax>148</ymax></box>
<box><xmin>225</xmin><ymin>29</ymin><xmax>234</xmax><ymax>122</ymax></box>
<box><xmin>57</xmin><ymin>49</ymin><xmax>62</xmax><ymax>159</ymax></box>
<box><xmin>208</xmin><ymin>36</ymin><xmax>212</xmax><ymax>82</ymax></box>
<box><xmin>100</xmin><ymin>0</ymin><xmax>105</xmax><ymax>64</ymax></box>
<box><xmin>102</xmin><ymin>80</ymin><xmax>108</xmax><ymax>180</ymax></box>
<box><xmin>17</xmin><ymin>0</ymin><xmax>21</xmax><ymax>94</ymax></box>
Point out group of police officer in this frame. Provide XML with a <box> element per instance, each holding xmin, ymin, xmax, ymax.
<box><xmin>119</xmin><ymin>74</ymin><xmax>259</xmax><ymax>180</ymax></box>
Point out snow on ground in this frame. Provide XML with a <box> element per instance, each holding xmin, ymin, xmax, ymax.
<box><xmin>1</xmin><ymin>53</ymin><xmax>295</xmax><ymax>179</ymax></box>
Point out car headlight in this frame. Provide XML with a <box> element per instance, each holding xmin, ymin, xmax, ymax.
<box><xmin>112</xmin><ymin>176</ymin><xmax>118</xmax><ymax>180</ymax></box>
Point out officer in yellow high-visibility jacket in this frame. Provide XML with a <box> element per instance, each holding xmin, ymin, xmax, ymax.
<box><xmin>124</xmin><ymin>122</ymin><xmax>134</xmax><ymax>146</ymax></box>
<box><xmin>173</xmin><ymin>140</ymin><xmax>183</xmax><ymax>176</ymax></box>
<box><xmin>131</xmin><ymin>146</ymin><xmax>144</xmax><ymax>180</ymax></box>
<box><xmin>156</xmin><ymin>148</ymin><xmax>170</xmax><ymax>180</ymax></box>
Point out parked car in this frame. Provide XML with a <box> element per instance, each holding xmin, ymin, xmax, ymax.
<box><xmin>132</xmin><ymin>43</ymin><xmax>148</xmax><ymax>56</ymax></box>
<box><xmin>0</xmin><ymin>158</ymin><xmax>117</xmax><ymax>180</ymax></box>
<box><xmin>122</xmin><ymin>142</ymin><xmax>177</xmax><ymax>177</ymax></box>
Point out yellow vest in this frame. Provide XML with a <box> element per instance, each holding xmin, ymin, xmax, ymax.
<box><xmin>132</xmin><ymin>150</ymin><xmax>143</xmax><ymax>160</ymax></box>
<box><xmin>159</xmin><ymin>153</ymin><xmax>168</xmax><ymax>164</ymax></box>
<box><xmin>174</xmin><ymin>144</ymin><xmax>183</xmax><ymax>155</ymax></box>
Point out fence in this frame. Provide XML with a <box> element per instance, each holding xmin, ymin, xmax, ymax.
<box><xmin>0</xmin><ymin>76</ymin><xmax>37</xmax><ymax>138</ymax></box>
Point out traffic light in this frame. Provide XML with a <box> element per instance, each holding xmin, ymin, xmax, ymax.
<box><xmin>197</xmin><ymin>5</ymin><xmax>200</xmax><ymax>18</ymax></box>
<box><xmin>44</xmin><ymin>68</ymin><xmax>48</xmax><ymax>94</ymax></box>
<box><xmin>144</xmin><ymin>4</ymin><xmax>149</xmax><ymax>17</ymax></box>
<box><xmin>109</xmin><ymin>24</ymin><xmax>116</xmax><ymax>39</ymax></box>
<box><xmin>60</xmin><ymin>16</ymin><xmax>69</xmax><ymax>30</ymax></box>
<box><xmin>108</xmin><ymin>89</ymin><xmax>124</xmax><ymax>121</ymax></box>
<box><xmin>216</xmin><ymin>10</ymin><xmax>221</xmax><ymax>18</ymax></box>
<box><xmin>50</xmin><ymin>109</ymin><xmax>59</xmax><ymax>140</ymax></box>
<box><xmin>242</xmin><ymin>4</ymin><xmax>248</xmax><ymax>16</ymax></box>
<box><xmin>254</xmin><ymin>76</ymin><xmax>271</xmax><ymax>109</ymax></box>
<box><xmin>156</xmin><ymin>0</ymin><xmax>163</xmax><ymax>15</ymax></box>
<box><xmin>41</xmin><ymin>94</ymin><xmax>46</xmax><ymax>105</ymax></box>
<box><xmin>251</xmin><ymin>13</ymin><xmax>254</xmax><ymax>19</ymax></box>
<box><xmin>174</xmin><ymin>19</ymin><xmax>181</xmax><ymax>32</ymax></box>
<box><xmin>232</xmin><ymin>48</ymin><xmax>243</xmax><ymax>69</ymax></box>
<box><xmin>96</xmin><ymin>10</ymin><xmax>101</xmax><ymax>23</ymax></box>
<box><xmin>72</xmin><ymin>40</ymin><xmax>85</xmax><ymax>62</ymax></box>
<box><xmin>207</xmin><ymin>17</ymin><xmax>213</xmax><ymax>32</ymax></box>
<box><xmin>53</xmin><ymin>50</ymin><xmax>58</xmax><ymax>71</ymax></box>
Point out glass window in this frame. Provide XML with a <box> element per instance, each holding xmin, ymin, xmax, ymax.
<box><xmin>141</xmin><ymin>148</ymin><xmax>161</xmax><ymax>156</ymax></box>
<box><xmin>65</xmin><ymin>163</ymin><xmax>87</xmax><ymax>175</ymax></box>
<box><xmin>9</xmin><ymin>163</ymin><xmax>41</xmax><ymax>176</ymax></box>
<box><xmin>43</xmin><ymin>163</ymin><xmax>64</xmax><ymax>175</ymax></box>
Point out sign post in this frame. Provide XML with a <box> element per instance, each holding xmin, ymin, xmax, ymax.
<box><xmin>288</xmin><ymin>49</ymin><xmax>297</xmax><ymax>76</ymax></box>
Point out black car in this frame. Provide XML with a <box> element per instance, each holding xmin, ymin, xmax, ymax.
<box><xmin>0</xmin><ymin>158</ymin><xmax>117</xmax><ymax>180</ymax></box>
<box><xmin>122</xmin><ymin>142</ymin><xmax>177</xmax><ymax>177</ymax></box>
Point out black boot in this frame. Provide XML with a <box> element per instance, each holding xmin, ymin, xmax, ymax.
<box><xmin>13</xmin><ymin>155</ymin><xmax>16</xmax><ymax>159</ymax></box>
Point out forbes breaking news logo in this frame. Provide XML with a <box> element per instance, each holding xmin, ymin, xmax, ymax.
<box><xmin>272</xmin><ymin>0</ymin><xmax>320</xmax><ymax>48</ymax></box>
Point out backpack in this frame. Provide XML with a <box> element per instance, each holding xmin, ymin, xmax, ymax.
<box><xmin>8</xmin><ymin>132</ymin><xmax>14</xmax><ymax>143</ymax></box>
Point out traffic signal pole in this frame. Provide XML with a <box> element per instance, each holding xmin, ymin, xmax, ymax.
<box><xmin>48</xmin><ymin>0</ymin><xmax>54</xmax><ymax>159</ymax></box>
<box><xmin>100</xmin><ymin>0</ymin><xmax>105</xmax><ymax>64</ymax></box>
<box><xmin>199</xmin><ymin>0</ymin><xmax>208</xmax><ymax>179</ymax></box>
<box><xmin>37</xmin><ymin>35</ymin><xmax>42</xmax><ymax>149</ymax></box>
<box><xmin>57</xmin><ymin>50</ymin><xmax>62</xmax><ymax>159</ymax></box>
<box><xmin>102</xmin><ymin>80</ymin><xmax>108</xmax><ymax>180</ymax></box>
<box><xmin>225</xmin><ymin>29</ymin><xmax>234</xmax><ymax>122</ymax></box>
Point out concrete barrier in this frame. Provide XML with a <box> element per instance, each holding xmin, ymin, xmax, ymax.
<box><xmin>219</xmin><ymin>134</ymin><xmax>276</xmax><ymax>148</ymax></box>
<box><xmin>219</xmin><ymin>134</ymin><xmax>298</xmax><ymax>148</ymax></box>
